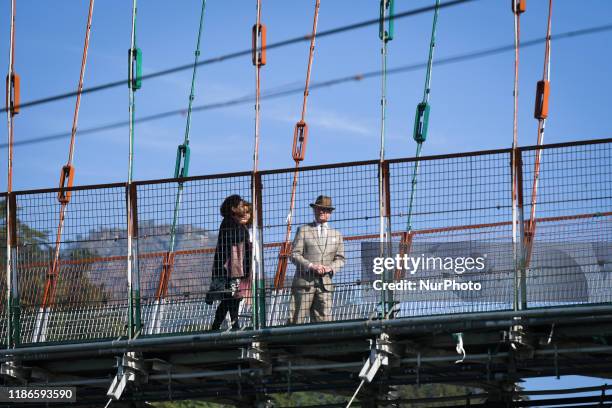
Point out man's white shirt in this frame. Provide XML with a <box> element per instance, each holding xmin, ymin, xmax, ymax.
<box><xmin>317</xmin><ymin>221</ymin><xmax>328</xmax><ymax>240</ymax></box>
<box><xmin>308</xmin><ymin>220</ymin><xmax>329</xmax><ymax>270</ymax></box>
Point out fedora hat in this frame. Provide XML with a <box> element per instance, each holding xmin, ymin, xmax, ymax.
<box><xmin>310</xmin><ymin>195</ymin><xmax>335</xmax><ymax>211</ymax></box>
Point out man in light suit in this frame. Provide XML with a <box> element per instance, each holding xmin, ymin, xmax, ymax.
<box><xmin>289</xmin><ymin>195</ymin><xmax>345</xmax><ymax>324</ymax></box>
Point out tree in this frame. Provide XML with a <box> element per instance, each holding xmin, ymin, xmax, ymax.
<box><xmin>0</xmin><ymin>198</ymin><xmax>47</xmax><ymax>264</ymax></box>
<box><xmin>148</xmin><ymin>384</ymin><xmax>481</xmax><ymax>407</ymax></box>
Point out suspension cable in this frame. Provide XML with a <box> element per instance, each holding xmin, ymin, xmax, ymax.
<box><xmin>126</xmin><ymin>0</ymin><xmax>141</xmax><ymax>338</ymax></box>
<box><xmin>35</xmin><ymin>0</ymin><xmax>95</xmax><ymax>343</ymax></box>
<box><xmin>252</xmin><ymin>0</ymin><xmax>266</xmax><ymax>176</ymax></box>
<box><xmin>166</xmin><ymin>0</ymin><xmax>206</xmax><ymax>256</ymax></box>
<box><xmin>378</xmin><ymin>0</ymin><xmax>394</xmax><ymax>318</ymax></box>
<box><xmin>274</xmin><ymin>0</ymin><xmax>321</xmax><ymax>290</ymax></box>
<box><xmin>5</xmin><ymin>0</ymin><xmax>18</xmax><ymax>347</ymax></box>
<box><xmin>128</xmin><ymin>0</ymin><xmax>141</xmax><ymax>185</ymax></box>
<box><xmin>6</xmin><ymin>0</ymin><xmax>18</xmax><ymax>192</ymax></box>
<box><xmin>148</xmin><ymin>0</ymin><xmax>207</xmax><ymax>335</ymax></box>
<box><xmin>378</xmin><ymin>0</ymin><xmax>394</xmax><ymax>163</ymax></box>
<box><xmin>1</xmin><ymin>0</ymin><xmax>477</xmax><ymax>116</ymax></box>
<box><xmin>510</xmin><ymin>0</ymin><xmax>525</xmax><ymax>279</ymax></box>
<box><xmin>524</xmin><ymin>0</ymin><xmax>553</xmax><ymax>267</ymax></box>
<box><xmin>405</xmin><ymin>0</ymin><xmax>440</xmax><ymax>233</ymax></box>
<box><xmin>251</xmin><ymin>0</ymin><xmax>266</xmax><ymax>329</ymax></box>
<box><xmin>7</xmin><ymin>23</ymin><xmax>612</xmax><ymax>150</ymax></box>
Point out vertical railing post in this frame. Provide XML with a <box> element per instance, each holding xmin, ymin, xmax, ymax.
<box><xmin>515</xmin><ymin>149</ymin><xmax>527</xmax><ymax>311</ymax></box>
<box><xmin>126</xmin><ymin>183</ymin><xmax>141</xmax><ymax>338</ymax></box>
<box><xmin>2</xmin><ymin>193</ymin><xmax>6</xmax><ymax>346</ymax></box>
<box><xmin>511</xmin><ymin>149</ymin><xmax>518</xmax><ymax>312</ymax></box>
<box><xmin>252</xmin><ymin>172</ymin><xmax>266</xmax><ymax>329</ymax></box>
<box><xmin>6</xmin><ymin>192</ymin><xmax>20</xmax><ymax>346</ymax></box>
<box><xmin>511</xmin><ymin>148</ymin><xmax>527</xmax><ymax>313</ymax></box>
<box><xmin>4</xmin><ymin>193</ymin><xmax>9</xmax><ymax>347</ymax></box>
<box><xmin>380</xmin><ymin>160</ymin><xmax>394</xmax><ymax>317</ymax></box>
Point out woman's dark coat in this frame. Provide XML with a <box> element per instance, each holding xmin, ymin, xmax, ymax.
<box><xmin>212</xmin><ymin>216</ymin><xmax>251</xmax><ymax>280</ymax></box>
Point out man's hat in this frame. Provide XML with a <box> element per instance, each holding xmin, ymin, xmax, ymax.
<box><xmin>310</xmin><ymin>195</ymin><xmax>335</xmax><ymax>211</ymax></box>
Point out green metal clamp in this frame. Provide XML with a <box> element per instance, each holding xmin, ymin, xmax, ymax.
<box><xmin>128</xmin><ymin>47</ymin><xmax>142</xmax><ymax>90</ymax></box>
<box><xmin>174</xmin><ymin>143</ymin><xmax>191</xmax><ymax>179</ymax></box>
<box><xmin>379</xmin><ymin>0</ymin><xmax>395</xmax><ymax>42</ymax></box>
<box><xmin>413</xmin><ymin>102</ymin><xmax>430</xmax><ymax>143</ymax></box>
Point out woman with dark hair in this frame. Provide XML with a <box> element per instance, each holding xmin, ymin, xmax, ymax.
<box><xmin>207</xmin><ymin>195</ymin><xmax>252</xmax><ymax>330</ymax></box>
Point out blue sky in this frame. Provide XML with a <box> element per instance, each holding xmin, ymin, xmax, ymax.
<box><xmin>1</xmin><ymin>0</ymin><xmax>611</xmax><ymax>393</ymax></box>
<box><xmin>1</xmin><ymin>1</ymin><xmax>611</xmax><ymax>190</ymax></box>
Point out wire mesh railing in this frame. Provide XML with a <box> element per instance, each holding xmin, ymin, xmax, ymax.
<box><xmin>13</xmin><ymin>185</ymin><xmax>128</xmax><ymax>343</ymax></box>
<box><xmin>1</xmin><ymin>139</ymin><xmax>610</xmax><ymax>345</ymax></box>
<box><xmin>262</xmin><ymin>162</ymin><xmax>381</xmax><ymax>326</ymax></box>
<box><xmin>135</xmin><ymin>173</ymin><xmax>251</xmax><ymax>334</ymax></box>
<box><xmin>389</xmin><ymin>149</ymin><xmax>515</xmax><ymax>317</ymax></box>
<box><xmin>520</xmin><ymin>142</ymin><xmax>612</xmax><ymax>308</ymax></box>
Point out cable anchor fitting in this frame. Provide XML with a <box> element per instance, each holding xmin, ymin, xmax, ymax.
<box><xmin>174</xmin><ymin>143</ymin><xmax>191</xmax><ymax>179</ymax></box>
<box><xmin>292</xmin><ymin>120</ymin><xmax>308</xmax><ymax>162</ymax></box>
<box><xmin>512</xmin><ymin>0</ymin><xmax>526</xmax><ymax>14</ymax></box>
<box><xmin>1</xmin><ymin>360</ymin><xmax>31</xmax><ymax>382</ymax></box>
<box><xmin>379</xmin><ymin>0</ymin><xmax>395</xmax><ymax>42</ymax></box>
<box><xmin>241</xmin><ymin>341</ymin><xmax>271</xmax><ymax>372</ymax></box>
<box><xmin>106</xmin><ymin>352</ymin><xmax>148</xmax><ymax>401</ymax></box>
<box><xmin>534</xmin><ymin>80</ymin><xmax>550</xmax><ymax>120</ymax></box>
<box><xmin>452</xmin><ymin>332</ymin><xmax>466</xmax><ymax>363</ymax></box>
<box><xmin>252</xmin><ymin>23</ymin><xmax>267</xmax><ymax>67</ymax></box>
<box><xmin>5</xmin><ymin>72</ymin><xmax>20</xmax><ymax>115</ymax></box>
<box><xmin>413</xmin><ymin>102</ymin><xmax>430</xmax><ymax>143</ymax></box>
<box><xmin>128</xmin><ymin>47</ymin><xmax>142</xmax><ymax>90</ymax></box>
<box><xmin>57</xmin><ymin>164</ymin><xmax>75</xmax><ymax>204</ymax></box>
<box><xmin>358</xmin><ymin>333</ymin><xmax>401</xmax><ymax>383</ymax></box>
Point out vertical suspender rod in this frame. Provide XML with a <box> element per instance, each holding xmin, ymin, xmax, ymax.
<box><xmin>35</xmin><ymin>0</ymin><xmax>95</xmax><ymax>343</ymax></box>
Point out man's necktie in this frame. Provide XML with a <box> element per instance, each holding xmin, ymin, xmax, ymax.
<box><xmin>319</xmin><ymin>224</ymin><xmax>327</xmax><ymax>241</ymax></box>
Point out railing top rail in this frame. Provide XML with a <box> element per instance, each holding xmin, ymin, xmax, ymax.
<box><xmin>132</xmin><ymin>169</ymin><xmax>253</xmax><ymax>187</ymax></box>
<box><xmin>386</xmin><ymin>146</ymin><xmax>511</xmax><ymax>165</ymax></box>
<box><xmin>4</xmin><ymin>137</ymin><xmax>610</xmax><ymax>197</ymax></box>
<box><xmin>9</xmin><ymin>181</ymin><xmax>126</xmax><ymax>197</ymax></box>
<box><xmin>518</xmin><ymin>137</ymin><xmax>612</xmax><ymax>152</ymax></box>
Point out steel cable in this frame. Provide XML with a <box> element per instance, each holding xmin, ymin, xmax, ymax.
<box><xmin>274</xmin><ymin>0</ymin><xmax>321</xmax><ymax>291</ymax></box>
<box><xmin>35</xmin><ymin>0</ymin><xmax>96</xmax><ymax>343</ymax></box>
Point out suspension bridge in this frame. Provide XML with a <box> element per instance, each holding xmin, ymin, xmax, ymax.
<box><xmin>2</xmin><ymin>0</ymin><xmax>612</xmax><ymax>407</ymax></box>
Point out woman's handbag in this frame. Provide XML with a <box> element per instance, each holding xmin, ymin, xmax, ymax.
<box><xmin>205</xmin><ymin>277</ymin><xmax>226</xmax><ymax>305</ymax></box>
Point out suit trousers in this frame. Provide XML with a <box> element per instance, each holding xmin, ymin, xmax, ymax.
<box><xmin>288</xmin><ymin>281</ymin><xmax>332</xmax><ymax>325</ymax></box>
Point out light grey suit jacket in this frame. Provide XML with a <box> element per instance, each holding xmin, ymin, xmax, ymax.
<box><xmin>290</xmin><ymin>222</ymin><xmax>345</xmax><ymax>291</ymax></box>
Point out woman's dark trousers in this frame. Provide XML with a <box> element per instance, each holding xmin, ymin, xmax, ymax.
<box><xmin>211</xmin><ymin>293</ymin><xmax>241</xmax><ymax>330</ymax></box>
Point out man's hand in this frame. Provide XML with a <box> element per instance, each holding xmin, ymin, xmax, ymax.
<box><xmin>310</xmin><ymin>264</ymin><xmax>332</xmax><ymax>275</ymax></box>
<box><xmin>309</xmin><ymin>264</ymin><xmax>326</xmax><ymax>275</ymax></box>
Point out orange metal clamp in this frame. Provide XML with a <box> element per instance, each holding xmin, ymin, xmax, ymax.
<box><xmin>5</xmin><ymin>73</ymin><xmax>20</xmax><ymax>115</ymax></box>
<box><xmin>292</xmin><ymin>121</ymin><xmax>308</xmax><ymax>162</ymax></box>
<box><xmin>57</xmin><ymin>164</ymin><xmax>75</xmax><ymax>204</ymax></box>
<box><xmin>252</xmin><ymin>23</ymin><xmax>267</xmax><ymax>67</ymax></box>
<box><xmin>534</xmin><ymin>80</ymin><xmax>550</xmax><ymax>120</ymax></box>
<box><xmin>512</xmin><ymin>0</ymin><xmax>526</xmax><ymax>14</ymax></box>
